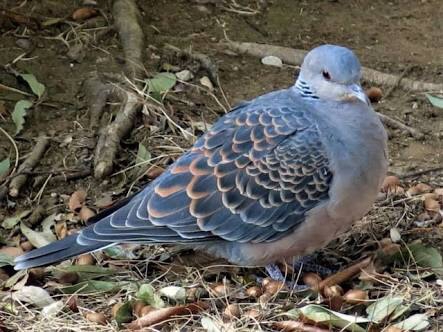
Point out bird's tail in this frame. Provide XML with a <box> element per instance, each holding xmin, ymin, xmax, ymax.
<box><xmin>13</xmin><ymin>234</ymin><xmax>105</xmax><ymax>270</ymax></box>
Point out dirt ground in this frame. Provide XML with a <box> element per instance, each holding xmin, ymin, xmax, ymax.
<box><xmin>0</xmin><ymin>0</ymin><xmax>443</xmax><ymax>331</ymax></box>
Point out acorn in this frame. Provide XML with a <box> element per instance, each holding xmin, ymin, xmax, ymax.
<box><xmin>323</xmin><ymin>285</ymin><xmax>343</xmax><ymax>298</ymax></box>
<box><xmin>246</xmin><ymin>286</ymin><xmax>263</xmax><ymax>298</ymax></box>
<box><xmin>85</xmin><ymin>312</ymin><xmax>107</xmax><ymax>325</ymax></box>
<box><xmin>263</xmin><ymin>280</ymin><xmax>286</xmax><ymax>295</ymax></box>
<box><xmin>343</xmin><ymin>289</ymin><xmax>368</xmax><ymax>304</ymax></box>
<box><xmin>366</xmin><ymin>87</ymin><xmax>382</xmax><ymax>103</ymax></box>
<box><xmin>381</xmin><ymin>176</ymin><xmax>400</xmax><ymax>193</ymax></box>
<box><xmin>76</xmin><ymin>253</ymin><xmax>95</xmax><ymax>265</ymax></box>
<box><xmin>223</xmin><ymin>304</ymin><xmax>241</xmax><ymax>319</ymax></box>
<box><xmin>211</xmin><ymin>283</ymin><xmax>230</xmax><ymax>297</ymax></box>
<box><xmin>302</xmin><ymin>272</ymin><xmax>322</xmax><ymax>291</ymax></box>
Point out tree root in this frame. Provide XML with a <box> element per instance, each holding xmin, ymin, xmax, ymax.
<box><xmin>223</xmin><ymin>41</ymin><xmax>443</xmax><ymax>92</ymax></box>
<box><xmin>377</xmin><ymin>112</ymin><xmax>425</xmax><ymax>140</ymax></box>
<box><xmin>9</xmin><ymin>135</ymin><xmax>50</xmax><ymax>197</ymax></box>
<box><xmin>89</xmin><ymin>0</ymin><xmax>145</xmax><ymax>179</ymax></box>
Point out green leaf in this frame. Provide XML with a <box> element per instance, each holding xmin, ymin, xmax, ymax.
<box><xmin>2</xmin><ymin>210</ymin><xmax>31</xmax><ymax>229</ymax></box>
<box><xmin>12</xmin><ymin>100</ymin><xmax>33</xmax><ymax>134</ymax></box>
<box><xmin>366</xmin><ymin>295</ymin><xmax>404</xmax><ymax>323</ymax></box>
<box><xmin>299</xmin><ymin>304</ymin><xmax>369</xmax><ymax>332</ymax></box>
<box><xmin>146</xmin><ymin>72</ymin><xmax>176</xmax><ymax>101</ymax></box>
<box><xmin>0</xmin><ymin>158</ymin><xmax>10</xmax><ymax>178</ymax></box>
<box><xmin>0</xmin><ymin>252</ymin><xmax>14</xmax><ymax>267</ymax></box>
<box><xmin>136</xmin><ymin>284</ymin><xmax>165</xmax><ymax>308</ymax></box>
<box><xmin>393</xmin><ymin>314</ymin><xmax>430</xmax><ymax>331</ymax></box>
<box><xmin>136</xmin><ymin>143</ymin><xmax>151</xmax><ymax>163</ymax></box>
<box><xmin>52</xmin><ymin>265</ymin><xmax>115</xmax><ymax>282</ymax></box>
<box><xmin>426</xmin><ymin>94</ymin><xmax>443</xmax><ymax>109</ymax></box>
<box><xmin>103</xmin><ymin>245</ymin><xmax>136</xmax><ymax>259</ymax></box>
<box><xmin>407</xmin><ymin>243</ymin><xmax>443</xmax><ymax>276</ymax></box>
<box><xmin>19</xmin><ymin>73</ymin><xmax>45</xmax><ymax>98</ymax></box>
<box><xmin>60</xmin><ymin>280</ymin><xmax>124</xmax><ymax>294</ymax></box>
<box><xmin>115</xmin><ymin>301</ymin><xmax>133</xmax><ymax>325</ymax></box>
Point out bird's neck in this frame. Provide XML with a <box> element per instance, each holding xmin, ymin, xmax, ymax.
<box><xmin>293</xmin><ymin>76</ymin><xmax>319</xmax><ymax>100</ymax></box>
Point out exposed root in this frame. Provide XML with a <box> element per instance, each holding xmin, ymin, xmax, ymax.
<box><xmin>223</xmin><ymin>41</ymin><xmax>443</xmax><ymax>92</ymax></box>
<box><xmin>83</xmin><ymin>76</ymin><xmax>113</xmax><ymax>132</ymax></box>
<box><xmin>319</xmin><ymin>256</ymin><xmax>372</xmax><ymax>290</ymax></box>
<box><xmin>94</xmin><ymin>89</ymin><xmax>141</xmax><ymax>179</ymax></box>
<box><xmin>91</xmin><ymin>0</ymin><xmax>146</xmax><ymax>179</ymax></box>
<box><xmin>377</xmin><ymin>112</ymin><xmax>425</xmax><ymax>140</ymax></box>
<box><xmin>164</xmin><ymin>43</ymin><xmax>219</xmax><ymax>87</ymax></box>
<box><xmin>8</xmin><ymin>135</ymin><xmax>50</xmax><ymax>197</ymax></box>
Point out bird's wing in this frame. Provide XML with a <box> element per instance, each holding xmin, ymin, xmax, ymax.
<box><xmin>15</xmin><ymin>100</ymin><xmax>333</xmax><ymax>269</ymax></box>
<box><xmin>79</xmin><ymin>101</ymin><xmax>332</xmax><ymax>245</ymax></box>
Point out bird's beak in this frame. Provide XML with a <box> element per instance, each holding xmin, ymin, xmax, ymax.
<box><xmin>343</xmin><ymin>84</ymin><xmax>369</xmax><ymax>105</ymax></box>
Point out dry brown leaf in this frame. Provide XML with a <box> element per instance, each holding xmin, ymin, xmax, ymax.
<box><xmin>424</xmin><ymin>197</ymin><xmax>440</xmax><ymax>212</ymax></box>
<box><xmin>146</xmin><ymin>167</ymin><xmax>164</xmax><ymax>179</ymax></box>
<box><xmin>72</xmin><ymin>7</ymin><xmax>98</xmax><ymax>21</ymax></box>
<box><xmin>274</xmin><ymin>320</ymin><xmax>330</xmax><ymax>332</ymax></box>
<box><xmin>303</xmin><ymin>272</ymin><xmax>322</xmax><ymax>291</ymax></box>
<box><xmin>126</xmin><ymin>302</ymin><xmax>208</xmax><ymax>330</ymax></box>
<box><xmin>407</xmin><ymin>183</ymin><xmax>432</xmax><ymax>196</ymax></box>
<box><xmin>68</xmin><ymin>190</ymin><xmax>86</xmax><ymax>212</ymax></box>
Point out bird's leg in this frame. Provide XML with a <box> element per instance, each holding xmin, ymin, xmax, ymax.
<box><xmin>291</xmin><ymin>255</ymin><xmax>333</xmax><ymax>276</ymax></box>
<box><xmin>264</xmin><ymin>263</ymin><xmax>309</xmax><ymax>291</ymax></box>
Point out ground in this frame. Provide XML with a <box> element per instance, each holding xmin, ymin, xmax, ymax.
<box><xmin>0</xmin><ymin>0</ymin><xmax>443</xmax><ymax>331</ymax></box>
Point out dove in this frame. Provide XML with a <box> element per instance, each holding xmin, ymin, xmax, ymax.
<box><xmin>15</xmin><ymin>45</ymin><xmax>388</xmax><ymax>271</ymax></box>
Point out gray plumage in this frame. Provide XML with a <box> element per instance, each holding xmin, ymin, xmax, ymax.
<box><xmin>14</xmin><ymin>45</ymin><xmax>388</xmax><ymax>270</ymax></box>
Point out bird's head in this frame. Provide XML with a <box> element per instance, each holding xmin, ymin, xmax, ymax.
<box><xmin>296</xmin><ymin>44</ymin><xmax>368</xmax><ymax>105</ymax></box>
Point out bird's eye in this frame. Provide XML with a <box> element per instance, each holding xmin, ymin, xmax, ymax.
<box><xmin>322</xmin><ymin>70</ymin><xmax>331</xmax><ymax>80</ymax></box>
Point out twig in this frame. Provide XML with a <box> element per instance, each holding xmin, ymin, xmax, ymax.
<box><xmin>383</xmin><ymin>65</ymin><xmax>413</xmax><ymax>99</ymax></box>
<box><xmin>94</xmin><ymin>89</ymin><xmax>141</xmax><ymax>178</ymax></box>
<box><xmin>223</xmin><ymin>41</ymin><xmax>443</xmax><ymax>92</ymax></box>
<box><xmin>126</xmin><ymin>301</ymin><xmax>208</xmax><ymax>330</ymax></box>
<box><xmin>0</xmin><ymin>8</ymin><xmax>40</xmax><ymax>30</ymax></box>
<box><xmin>83</xmin><ymin>76</ymin><xmax>113</xmax><ymax>132</ymax></box>
<box><xmin>0</xmin><ymin>126</ymin><xmax>19</xmax><ymax>175</ymax></box>
<box><xmin>113</xmin><ymin>0</ymin><xmax>145</xmax><ymax>81</ymax></box>
<box><xmin>398</xmin><ymin>166</ymin><xmax>443</xmax><ymax>179</ymax></box>
<box><xmin>319</xmin><ymin>256</ymin><xmax>372</xmax><ymax>289</ymax></box>
<box><xmin>9</xmin><ymin>135</ymin><xmax>50</xmax><ymax>197</ymax></box>
<box><xmin>164</xmin><ymin>43</ymin><xmax>219</xmax><ymax>87</ymax></box>
<box><xmin>92</xmin><ymin>0</ymin><xmax>146</xmax><ymax>179</ymax></box>
<box><xmin>0</xmin><ymin>83</ymin><xmax>33</xmax><ymax>97</ymax></box>
<box><xmin>376</xmin><ymin>112</ymin><xmax>425</xmax><ymax>140</ymax></box>
<box><xmin>32</xmin><ymin>169</ymin><xmax>91</xmax><ymax>187</ymax></box>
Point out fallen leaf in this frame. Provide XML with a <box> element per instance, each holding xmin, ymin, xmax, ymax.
<box><xmin>114</xmin><ymin>301</ymin><xmax>133</xmax><ymax>324</ymax></box>
<box><xmin>41</xmin><ymin>300</ymin><xmax>64</xmax><ymax>317</ymax></box>
<box><xmin>393</xmin><ymin>314</ymin><xmax>429</xmax><ymax>331</ymax></box>
<box><xmin>19</xmin><ymin>73</ymin><xmax>45</xmax><ymax>98</ymax></box>
<box><xmin>127</xmin><ymin>302</ymin><xmax>208</xmax><ymax>330</ymax></box>
<box><xmin>146</xmin><ymin>72</ymin><xmax>176</xmax><ymax>101</ymax></box>
<box><xmin>12</xmin><ymin>100</ymin><xmax>32</xmax><ymax>134</ymax></box>
<box><xmin>20</xmin><ymin>215</ymin><xmax>56</xmax><ymax>248</ymax></box>
<box><xmin>0</xmin><ymin>252</ymin><xmax>15</xmax><ymax>267</ymax></box>
<box><xmin>136</xmin><ymin>284</ymin><xmax>165</xmax><ymax>308</ymax></box>
<box><xmin>201</xmin><ymin>316</ymin><xmax>222</xmax><ymax>332</ymax></box>
<box><xmin>60</xmin><ymin>280</ymin><xmax>125</xmax><ymax>294</ymax></box>
<box><xmin>426</xmin><ymin>94</ymin><xmax>443</xmax><ymax>109</ymax></box>
<box><xmin>53</xmin><ymin>264</ymin><xmax>114</xmax><ymax>282</ymax></box>
<box><xmin>12</xmin><ymin>286</ymin><xmax>54</xmax><ymax>307</ymax></box>
<box><xmin>299</xmin><ymin>304</ymin><xmax>369</xmax><ymax>332</ymax></box>
<box><xmin>366</xmin><ymin>295</ymin><xmax>404</xmax><ymax>323</ymax></box>
<box><xmin>2</xmin><ymin>209</ymin><xmax>31</xmax><ymax>229</ymax></box>
<box><xmin>0</xmin><ymin>158</ymin><xmax>10</xmax><ymax>178</ymax></box>
<box><xmin>136</xmin><ymin>143</ymin><xmax>151</xmax><ymax>163</ymax></box>
<box><xmin>407</xmin><ymin>242</ymin><xmax>443</xmax><ymax>276</ymax></box>
<box><xmin>199</xmin><ymin>76</ymin><xmax>214</xmax><ymax>91</ymax></box>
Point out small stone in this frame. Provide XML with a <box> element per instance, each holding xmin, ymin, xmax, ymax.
<box><xmin>261</xmin><ymin>55</ymin><xmax>283</xmax><ymax>68</ymax></box>
<box><xmin>175</xmin><ymin>70</ymin><xmax>194</xmax><ymax>82</ymax></box>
